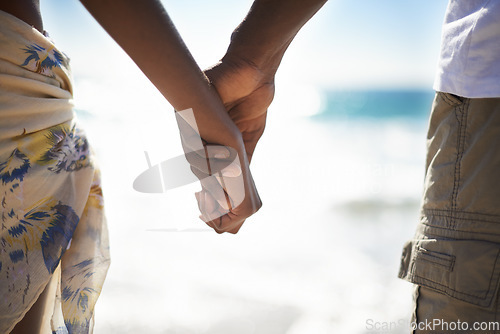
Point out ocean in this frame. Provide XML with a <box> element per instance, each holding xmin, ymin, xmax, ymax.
<box><xmin>77</xmin><ymin>89</ymin><xmax>434</xmax><ymax>333</ymax></box>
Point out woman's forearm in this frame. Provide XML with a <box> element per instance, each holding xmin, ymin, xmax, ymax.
<box><xmin>79</xmin><ymin>0</ymin><xmax>262</xmax><ymax>232</ymax></box>
<box><xmin>79</xmin><ymin>0</ymin><xmax>242</xmax><ymax>146</ymax></box>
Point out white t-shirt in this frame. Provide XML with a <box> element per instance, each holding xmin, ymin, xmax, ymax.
<box><xmin>434</xmin><ymin>0</ymin><xmax>500</xmax><ymax>98</ymax></box>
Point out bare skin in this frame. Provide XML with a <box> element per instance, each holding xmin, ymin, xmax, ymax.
<box><xmin>202</xmin><ymin>0</ymin><xmax>327</xmax><ymax>222</ymax></box>
<box><xmin>9</xmin><ymin>286</ymin><xmax>48</xmax><ymax>333</ymax></box>
<box><xmin>0</xmin><ymin>0</ymin><xmax>43</xmax><ymax>32</ymax></box>
<box><xmin>79</xmin><ymin>0</ymin><xmax>262</xmax><ymax>234</ymax></box>
<box><xmin>207</xmin><ymin>0</ymin><xmax>328</xmax><ymax>162</ymax></box>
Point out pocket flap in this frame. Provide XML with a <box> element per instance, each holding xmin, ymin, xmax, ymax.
<box><xmin>399</xmin><ymin>239</ymin><xmax>500</xmax><ymax>307</ymax></box>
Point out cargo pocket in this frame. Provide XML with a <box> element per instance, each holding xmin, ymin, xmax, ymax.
<box><xmin>398</xmin><ymin>239</ymin><xmax>500</xmax><ymax>308</ymax></box>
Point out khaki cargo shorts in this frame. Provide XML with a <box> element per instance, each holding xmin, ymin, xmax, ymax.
<box><xmin>399</xmin><ymin>92</ymin><xmax>500</xmax><ymax>333</ymax></box>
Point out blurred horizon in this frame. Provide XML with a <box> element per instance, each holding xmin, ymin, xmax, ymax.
<box><xmin>40</xmin><ymin>0</ymin><xmax>448</xmax><ymax>118</ymax></box>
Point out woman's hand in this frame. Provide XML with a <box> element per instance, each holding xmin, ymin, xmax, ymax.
<box><xmin>176</xmin><ymin>108</ymin><xmax>261</xmax><ymax>234</ymax></box>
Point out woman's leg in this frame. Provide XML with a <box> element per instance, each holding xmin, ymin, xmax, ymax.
<box><xmin>10</xmin><ymin>270</ymin><xmax>58</xmax><ymax>334</ymax></box>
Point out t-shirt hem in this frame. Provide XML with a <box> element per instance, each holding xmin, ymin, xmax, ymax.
<box><xmin>434</xmin><ymin>72</ymin><xmax>500</xmax><ymax>98</ymax></box>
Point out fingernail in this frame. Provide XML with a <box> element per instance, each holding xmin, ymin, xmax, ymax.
<box><xmin>221</xmin><ymin>164</ymin><xmax>241</xmax><ymax>177</ymax></box>
<box><xmin>214</xmin><ymin>152</ymin><xmax>228</xmax><ymax>159</ymax></box>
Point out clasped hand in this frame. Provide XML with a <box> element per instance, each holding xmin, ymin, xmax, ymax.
<box><xmin>176</xmin><ymin>108</ymin><xmax>261</xmax><ymax>234</ymax></box>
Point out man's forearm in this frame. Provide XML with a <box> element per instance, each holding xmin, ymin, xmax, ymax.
<box><xmin>225</xmin><ymin>0</ymin><xmax>327</xmax><ymax>76</ymax></box>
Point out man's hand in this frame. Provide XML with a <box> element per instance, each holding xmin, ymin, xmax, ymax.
<box><xmin>205</xmin><ymin>0</ymin><xmax>327</xmax><ymax>162</ymax></box>
<box><xmin>205</xmin><ymin>57</ymin><xmax>275</xmax><ymax>163</ymax></box>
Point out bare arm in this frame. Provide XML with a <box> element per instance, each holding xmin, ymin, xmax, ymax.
<box><xmin>80</xmin><ymin>0</ymin><xmax>261</xmax><ymax>233</ymax></box>
<box><xmin>206</xmin><ymin>0</ymin><xmax>327</xmax><ymax>161</ymax></box>
<box><xmin>80</xmin><ymin>0</ymin><xmax>240</xmax><ymax>146</ymax></box>
<box><xmin>227</xmin><ymin>0</ymin><xmax>327</xmax><ymax>79</ymax></box>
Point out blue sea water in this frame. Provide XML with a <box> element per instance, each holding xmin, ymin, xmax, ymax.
<box><xmin>313</xmin><ymin>90</ymin><xmax>434</xmax><ymax>120</ymax></box>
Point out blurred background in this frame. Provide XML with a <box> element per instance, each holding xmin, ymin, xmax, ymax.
<box><xmin>40</xmin><ymin>0</ymin><xmax>448</xmax><ymax>333</ymax></box>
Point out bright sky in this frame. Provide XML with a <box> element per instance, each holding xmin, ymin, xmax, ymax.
<box><xmin>39</xmin><ymin>0</ymin><xmax>449</xmax><ymax>115</ymax></box>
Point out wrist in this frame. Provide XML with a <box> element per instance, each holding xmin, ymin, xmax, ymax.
<box><xmin>181</xmin><ymin>93</ymin><xmax>245</xmax><ymax>149</ymax></box>
<box><xmin>223</xmin><ymin>36</ymin><xmax>287</xmax><ymax>82</ymax></box>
